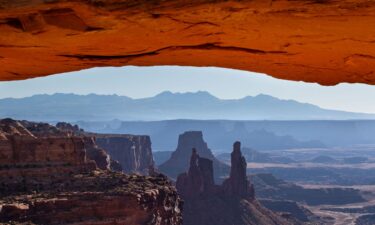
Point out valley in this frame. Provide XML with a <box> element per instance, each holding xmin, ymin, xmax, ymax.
<box><xmin>1</xmin><ymin>0</ymin><xmax>375</xmax><ymax>223</ymax></box>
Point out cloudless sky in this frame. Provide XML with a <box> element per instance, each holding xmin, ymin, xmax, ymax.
<box><xmin>0</xmin><ymin>66</ymin><xmax>375</xmax><ymax>113</ymax></box>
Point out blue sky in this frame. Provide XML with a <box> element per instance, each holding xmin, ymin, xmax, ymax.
<box><xmin>0</xmin><ymin>66</ymin><xmax>375</xmax><ymax>113</ymax></box>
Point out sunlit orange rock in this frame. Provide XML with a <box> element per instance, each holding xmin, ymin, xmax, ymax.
<box><xmin>1</xmin><ymin>0</ymin><xmax>375</xmax><ymax>85</ymax></box>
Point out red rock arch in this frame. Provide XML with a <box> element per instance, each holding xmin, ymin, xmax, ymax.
<box><xmin>1</xmin><ymin>0</ymin><xmax>375</xmax><ymax>85</ymax></box>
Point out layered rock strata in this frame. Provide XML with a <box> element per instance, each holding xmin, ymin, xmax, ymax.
<box><xmin>0</xmin><ymin>171</ymin><xmax>183</xmax><ymax>225</ymax></box>
<box><xmin>56</xmin><ymin>122</ymin><xmax>154</xmax><ymax>174</ymax></box>
<box><xmin>95</xmin><ymin>134</ymin><xmax>154</xmax><ymax>174</ymax></box>
<box><xmin>0</xmin><ymin>119</ymin><xmax>94</xmax><ymax>175</ymax></box>
<box><xmin>0</xmin><ymin>119</ymin><xmax>182</xmax><ymax>225</ymax></box>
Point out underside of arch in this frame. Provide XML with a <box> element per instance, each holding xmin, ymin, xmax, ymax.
<box><xmin>1</xmin><ymin>0</ymin><xmax>375</xmax><ymax>85</ymax></box>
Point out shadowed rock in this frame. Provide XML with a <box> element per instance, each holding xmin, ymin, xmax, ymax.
<box><xmin>222</xmin><ymin>141</ymin><xmax>254</xmax><ymax>199</ymax></box>
<box><xmin>95</xmin><ymin>134</ymin><xmax>154</xmax><ymax>174</ymax></box>
<box><xmin>159</xmin><ymin>131</ymin><xmax>229</xmax><ymax>182</ymax></box>
<box><xmin>176</xmin><ymin>148</ymin><xmax>216</xmax><ymax>198</ymax></box>
<box><xmin>176</xmin><ymin>142</ymin><xmax>292</xmax><ymax>225</ymax></box>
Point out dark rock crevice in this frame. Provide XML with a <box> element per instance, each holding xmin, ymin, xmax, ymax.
<box><xmin>58</xmin><ymin>42</ymin><xmax>290</xmax><ymax>62</ymax></box>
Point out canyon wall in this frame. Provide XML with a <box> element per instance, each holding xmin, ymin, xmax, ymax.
<box><xmin>56</xmin><ymin>122</ymin><xmax>153</xmax><ymax>173</ymax></box>
<box><xmin>95</xmin><ymin>134</ymin><xmax>154</xmax><ymax>174</ymax></box>
<box><xmin>0</xmin><ymin>119</ymin><xmax>91</xmax><ymax>170</ymax></box>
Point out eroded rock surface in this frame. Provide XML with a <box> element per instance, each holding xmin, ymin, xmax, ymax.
<box><xmin>56</xmin><ymin>121</ymin><xmax>154</xmax><ymax>174</ymax></box>
<box><xmin>222</xmin><ymin>141</ymin><xmax>254</xmax><ymax>198</ymax></box>
<box><xmin>0</xmin><ymin>119</ymin><xmax>182</xmax><ymax>225</ymax></box>
<box><xmin>95</xmin><ymin>134</ymin><xmax>155</xmax><ymax>174</ymax></box>
<box><xmin>1</xmin><ymin>0</ymin><xmax>375</xmax><ymax>85</ymax></box>
<box><xmin>0</xmin><ymin>171</ymin><xmax>182</xmax><ymax>225</ymax></box>
<box><xmin>0</xmin><ymin>119</ymin><xmax>92</xmax><ymax>171</ymax></box>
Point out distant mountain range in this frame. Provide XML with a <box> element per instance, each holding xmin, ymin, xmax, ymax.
<box><xmin>1</xmin><ymin>91</ymin><xmax>375</xmax><ymax>121</ymax></box>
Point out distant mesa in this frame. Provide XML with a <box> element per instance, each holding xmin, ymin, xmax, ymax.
<box><xmin>309</xmin><ymin>155</ymin><xmax>339</xmax><ymax>164</ymax></box>
<box><xmin>343</xmin><ymin>156</ymin><xmax>369</xmax><ymax>164</ymax></box>
<box><xmin>158</xmin><ymin>131</ymin><xmax>230</xmax><ymax>182</ymax></box>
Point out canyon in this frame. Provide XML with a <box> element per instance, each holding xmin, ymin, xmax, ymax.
<box><xmin>1</xmin><ymin>0</ymin><xmax>375</xmax><ymax>85</ymax></box>
<box><xmin>0</xmin><ymin>118</ymin><xmax>182</xmax><ymax>224</ymax></box>
<box><xmin>1</xmin><ymin>1</ymin><xmax>374</xmax><ymax>223</ymax></box>
<box><xmin>0</xmin><ymin>119</ymin><xmax>307</xmax><ymax>224</ymax></box>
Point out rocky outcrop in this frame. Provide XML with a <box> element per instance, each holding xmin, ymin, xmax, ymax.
<box><xmin>159</xmin><ymin>131</ymin><xmax>229</xmax><ymax>182</ymax></box>
<box><xmin>83</xmin><ymin>136</ymin><xmax>111</xmax><ymax>170</ymax></box>
<box><xmin>0</xmin><ymin>119</ymin><xmax>91</xmax><ymax>170</ymax></box>
<box><xmin>95</xmin><ymin>134</ymin><xmax>154</xmax><ymax>174</ymax></box>
<box><xmin>1</xmin><ymin>0</ymin><xmax>375</xmax><ymax>85</ymax></box>
<box><xmin>56</xmin><ymin>121</ymin><xmax>84</xmax><ymax>135</ymax></box>
<box><xmin>176</xmin><ymin>142</ymin><xmax>294</xmax><ymax>225</ymax></box>
<box><xmin>55</xmin><ymin>122</ymin><xmax>117</xmax><ymax>170</ymax></box>
<box><xmin>222</xmin><ymin>141</ymin><xmax>254</xmax><ymax>198</ymax></box>
<box><xmin>0</xmin><ymin>171</ymin><xmax>182</xmax><ymax>225</ymax></box>
<box><xmin>176</xmin><ymin>148</ymin><xmax>216</xmax><ymax>198</ymax></box>
<box><xmin>0</xmin><ymin>119</ymin><xmax>182</xmax><ymax>225</ymax></box>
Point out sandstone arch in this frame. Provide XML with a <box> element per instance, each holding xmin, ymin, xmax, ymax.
<box><xmin>1</xmin><ymin>0</ymin><xmax>375</xmax><ymax>85</ymax></box>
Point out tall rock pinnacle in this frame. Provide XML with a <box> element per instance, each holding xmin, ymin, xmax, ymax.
<box><xmin>223</xmin><ymin>141</ymin><xmax>254</xmax><ymax>199</ymax></box>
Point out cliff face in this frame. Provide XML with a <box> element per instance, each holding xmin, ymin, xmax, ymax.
<box><xmin>1</xmin><ymin>0</ymin><xmax>375</xmax><ymax>85</ymax></box>
<box><xmin>0</xmin><ymin>119</ymin><xmax>90</xmax><ymax>169</ymax></box>
<box><xmin>55</xmin><ymin>122</ymin><xmax>153</xmax><ymax>174</ymax></box>
<box><xmin>0</xmin><ymin>119</ymin><xmax>182</xmax><ymax>225</ymax></box>
<box><xmin>176</xmin><ymin>142</ymin><xmax>294</xmax><ymax>225</ymax></box>
<box><xmin>95</xmin><ymin>134</ymin><xmax>154</xmax><ymax>174</ymax></box>
<box><xmin>159</xmin><ymin>131</ymin><xmax>229</xmax><ymax>181</ymax></box>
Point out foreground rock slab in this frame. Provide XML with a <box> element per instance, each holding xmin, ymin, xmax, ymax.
<box><xmin>1</xmin><ymin>0</ymin><xmax>375</xmax><ymax>85</ymax></box>
<box><xmin>0</xmin><ymin>171</ymin><xmax>182</xmax><ymax>225</ymax></box>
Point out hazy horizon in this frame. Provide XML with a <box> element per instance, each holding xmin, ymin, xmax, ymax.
<box><xmin>1</xmin><ymin>66</ymin><xmax>375</xmax><ymax>114</ymax></box>
<box><xmin>1</xmin><ymin>90</ymin><xmax>373</xmax><ymax>116</ymax></box>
